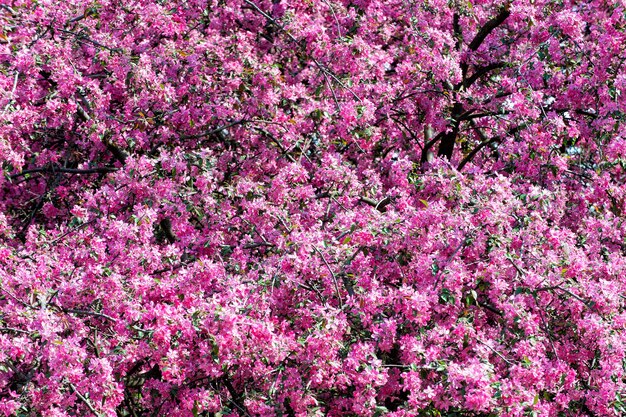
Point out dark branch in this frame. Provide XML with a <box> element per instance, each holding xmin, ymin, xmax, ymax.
<box><xmin>180</xmin><ymin>119</ymin><xmax>247</xmax><ymax>140</ymax></box>
<box><xmin>11</xmin><ymin>166</ymin><xmax>118</xmax><ymax>179</ymax></box>
<box><xmin>159</xmin><ymin>218</ymin><xmax>177</xmax><ymax>244</ymax></box>
<box><xmin>468</xmin><ymin>5</ymin><xmax>511</xmax><ymax>51</ymax></box>
<box><xmin>359</xmin><ymin>196</ymin><xmax>392</xmax><ymax>213</ymax></box>
<box><xmin>420</xmin><ymin>131</ymin><xmax>445</xmax><ymax>163</ymax></box>
<box><xmin>253</xmin><ymin>127</ymin><xmax>297</xmax><ymax>162</ymax></box>
<box><xmin>222</xmin><ymin>375</ymin><xmax>250</xmax><ymax>416</ymax></box>
<box><xmin>458</xmin><ymin>137</ymin><xmax>499</xmax><ymax>171</ymax></box>
<box><xmin>458</xmin><ymin>123</ymin><xmax>525</xmax><ymax>170</ymax></box>
<box><xmin>57</xmin><ymin>28</ymin><xmax>122</xmax><ymax>53</ymax></box>
<box><xmin>453</xmin><ymin>13</ymin><xmax>463</xmax><ymax>52</ymax></box>
<box><xmin>68</xmin><ymin>382</ymin><xmax>102</xmax><ymax>417</ymax></box>
<box><xmin>461</xmin><ymin>62</ymin><xmax>506</xmax><ymax>90</ymax></box>
<box><xmin>242</xmin><ymin>0</ymin><xmax>361</xmax><ymax>101</ymax></box>
<box><xmin>104</xmin><ymin>140</ymin><xmax>129</xmax><ymax>165</ymax></box>
<box><xmin>459</xmin><ymin>110</ymin><xmax>511</xmax><ymax>121</ymax></box>
<box><xmin>574</xmin><ymin>109</ymin><xmax>598</xmax><ymax>118</ymax></box>
<box><xmin>243</xmin><ymin>242</ymin><xmax>275</xmax><ymax>249</ymax></box>
<box><xmin>476</xmin><ymin>300</ymin><xmax>504</xmax><ymax>316</ymax></box>
<box><xmin>0</xmin><ymin>327</ymin><xmax>31</xmax><ymax>335</ymax></box>
<box><xmin>437</xmin><ymin>102</ymin><xmax>464</xmax><ymax>159</ymax></box>
<box><xmin>54</xmin><ymin>306</ymin><xmax>117</xmax><ymax>322</ymax></box>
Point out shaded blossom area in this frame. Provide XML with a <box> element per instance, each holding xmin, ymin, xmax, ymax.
<box><xmin>2</xmin><ymin>0</ymin><xmax>626</xmax><ymax>416</ymax></box>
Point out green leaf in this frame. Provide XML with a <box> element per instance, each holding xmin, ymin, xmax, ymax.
<box><xmin>374</xmin><ymin>406</ymin><xmax>389</xmax><ymax>416</ymax></box>
<box><xmin>439</xmin><ymin>288</ymin><xmax>455</xmax><ymax>304</ymax></box>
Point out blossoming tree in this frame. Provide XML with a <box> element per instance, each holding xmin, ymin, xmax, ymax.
<box><xmin>2</xmin><ymin>0</ymin><xmax>626</xmax><ymax>416</ymax></box>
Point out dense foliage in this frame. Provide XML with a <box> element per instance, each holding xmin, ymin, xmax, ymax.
<box><xmin>3</xmin><ymin>0</ymin><xmax>626</xmax><ymax>416</ymax></box>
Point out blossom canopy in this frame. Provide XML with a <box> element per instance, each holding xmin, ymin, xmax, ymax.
<box><xmin>2</xmin><ymin>0</ymin><xmax>626</xmax><ymax>416</ymax></box>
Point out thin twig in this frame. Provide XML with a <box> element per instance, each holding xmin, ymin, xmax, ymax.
<box><xmin>48</xmin><ymin>218</ymin><xmax>97</xmax><ymax>245</ymax></box>
<box><xmin>11</xmin><ymin>166</ymin><xmax>118</xmax><ymax>179</ymax></box>
<box><xmin>68</xmin><ymin>382</ymin><xmax>103</xmax><ymax>417</ymax></box>
<box><xmin>221</xmin><ymin>375</ymin><xmax>251</xmax><ymax>417</ymax></box>
<box><xmin>554</xmin><ymin>286</ymin><xmax>591</xmax><ymax>306</ymax></box>
<box><xmin>313</xmin><ymin>245</ymin><xmax>344</xmax><ymax>309</ymax></box>
<box><xmin>242</xmin><ymin>0</ymin><xmax>361</xmax><ymax>101</ymax></box>
<box><xmin>321</xmin><ymin>0</ymin><xmax>342</xmax><ymax>38</ymax></box>
<box><xmin>476</xmin><ymin>339</ymin><xmax>514</xmax><ymax>365</ymax></box>
<box><xmin>57</xmin><ymin>28</ymin><xmax>122</xmax><ymax>53</ymax></box>
<box><xmin>180</xmin><ymin>119</ymin><xmax>247</xmax><ymax>140</ymax></box>
<box><xmin>0</xmin><ymin>4</ymin><xmax>17</xmax><ymax>16</ymax></box>
<box><xmin>150</xmin><ymin>262</ymin><xmax>189</xmax><ymax>275</ymax></box>
<box><xmin>433</xmin><ymin>234</ymin><xmax>473</xmax><ymax>288</ymax></box>
<box><xmin>533</xmin><ymin>294</ymin><xmax>560</xmax><ymax>360</ymax></box>
<box><xmin>253</xmin><ymin>127</ymin><xmax>297</xmax><ymax>162</ymax></box>
<box><xmin>243</xmin><ymin>242</ymin><xmax>275</xmax><ymax>249</ymax></box>
<box><xmin>476</xmin><ymin>300</ymin><xmax>503</xmax><ymax>316</ymax></box>
<box><xmin>57</xmin><ymin>306</ymin><xmax>117</xmax><ymax>322</ymax></box>
<box><xmin>506</xmin><ymin>256</ymin><xmax>526</xmax><ymax>277</ymax></box>
<box><xmin>1</xmin><ymin>286</ymin><xmax>32</xmax><ymax>308</ymax></box>
<box><xmin>0</xmin><ymin>327</ymin><xmax>31</xmax><ymax>335</ymax></box>
<box><xmin>322</xmin><ymin>70</ymin><xmax>341</xmax><ymax>112</ymax></box>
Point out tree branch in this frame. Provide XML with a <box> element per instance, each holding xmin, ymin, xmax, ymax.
<box><xmin>476</xmin><ymin>298</ymin><xmax>503</xmax><ymax>316</ymax></box>
<box><xmin>242</xmin><ymin>0</ymin><xmax>361</xmax><ymax>101</ymax></box>
<box><xmin>458</xmin><ymin>137</ymin><xmax>499</xmax><ymax>171</ymax></box>
<box><xmin>0</xmin><ymin>327</ymin><xmax>31</xmax><ymax>335</ymax></box>
<box><xmin>312</xmin><ymin>245</ymin><xmax>344</xmax><ymax>309</ymax></box>
<box><xmin>180</xmin><ymin>119</ymin><xmax>247</xmax><ymax>140</ymax></box>
<box><xmin>222</xmin><ymin>374</ymin><xmax>250</xmax><ymax>417</ymax></box>
<box><xmin>57</xmin><ymin>28</ymin><xmax>122</xmax><ymax>53</ymax></box>
<box><xmin>359</xmin><ymin>196</ymin><xmax>392</xmax><ymax>213</ymax></box>
<box><xmin>421</xmin><ymin>130</ymin><xmax>445</xmax><ymax>163</ymax></box>
<box><xmin>460</xmin><ymin>62</ymin><xmax>506</xmax><ymax>90</ymax></box>
<box><xmin>437</xmin><ymin>102</ymin><xmax>464</xmax><ymax>159</ymax></box>
<box><xmin>48</xmin><ymin>301</ymin><xmax>117</xmax><ymax>322</ymax></box>
<box><xmin>458</xmin><ymin>123</ymin><xmax>524</xmax><ymax>170</ymax></box>
<box><xmin>159</xmin><ymin>218</ymin><xmax>177</xmax><ymax>244</ymax></box>
<box><xmin>11</xmin><ymin>166</ymin><xmax>118</xmax><ymax>179</ymax></box>
<box><xmin>468</xmin><ymin>4</ymin><xmax>511</xmax><ymax>51</ymax></box>
<box><xmin>104</xmin><ymin>140</ymin><xmax>128</xmax><ymax>165</ymax></box>
<box><xmin>68</xmin><ymin>382</ymin><xmax>103</xmax><ymax>417</ymax></box>
<box><xmin>61</xmin><ymin>308</ymin><xmax>118</xmax><ymax>323</ymax></box>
